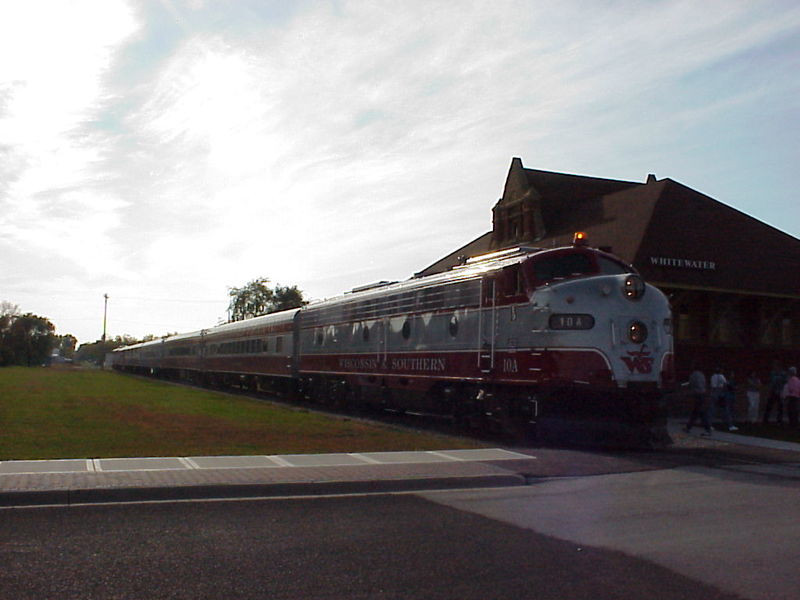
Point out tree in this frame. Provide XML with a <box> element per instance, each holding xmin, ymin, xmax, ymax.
<box><xmin>271</xmin><ymin>284</ymin><xmax>306</xmax><ymax>313</ymax></box>
<box><xmin>54</xmin><ymin>334</ymin><xmax>78</xmax><ymax>358</ymax></box>
<box><xmin>228</xmin><ymin>277</ymin><xmax>273</xmax><ymax>321</ymax></box>
<box><xmin>0</xmin><ymin>301</ymin><xmax>80</xmax><ymax>367</ymax></box>
<box><xmin>0</xmin><ymin>313</ymin><xmax>56</xmax><ymax>366</ymax></box>
<box><xmin>0</xmin><ymin>302</ymin><xmax>18</xmax><ymax>365</ymax></box>
<box><xmin>227</xmin><ymin>278</ymin><xmax>307</xmax><ymax>321</ymax></box>
<box><xmin>75</xmin><ymin>334</ymin><xmax>139</xmax><ymax>366</ymax></box>
<box><xmin>0</xmin><ymin>301</ymin><xmax>20</xmax><ymax>319</ymax></box>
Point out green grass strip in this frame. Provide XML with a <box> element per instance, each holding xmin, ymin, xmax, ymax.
<box><xmin>0</xmin><ymin>367</ymin><xmax>483</xmax><ymax>460</ymax></box>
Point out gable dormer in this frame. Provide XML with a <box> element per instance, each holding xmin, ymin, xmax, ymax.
<box><xmin>491</xmin><ymin>157</ymin><xmax>546</xmax><ymax>248</ymax></box>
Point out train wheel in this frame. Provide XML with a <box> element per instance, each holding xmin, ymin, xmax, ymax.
<box><xmin>313</xmin><ymin>377</ymin><xmax>335</xmax><ymax>406</ymax></box>
<box><xmin>379</xmin><ymin>383</ymin><xmax>393</xmax><ymax>411</ymax></box>
<box><xmin>342</xmin><ymin>384</ymin><xmax>362</xmax><ymax>414</ymax></box>
<box><xmin>500</xmin><ymin>413</ymin><xmax>538</xmax><ymax>446</ymax></box>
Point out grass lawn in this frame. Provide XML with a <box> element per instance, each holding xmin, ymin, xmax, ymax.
<box><xmin>0</xmin><ymin>366</ymin><xmax>483</xmax><ymax>460</ymax></box>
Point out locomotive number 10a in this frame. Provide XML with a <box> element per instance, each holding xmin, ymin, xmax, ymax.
<box><xmin>549</xmin><ymin>313</ymin><xmax>595</xmax><ymax>330</ymax></box>
<box><xmin>502</xmin><ymin>358</ymin><xmax>518</xmax><ymax>373</ymax></box>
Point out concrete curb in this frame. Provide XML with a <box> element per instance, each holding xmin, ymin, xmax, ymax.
<box><xmin>0</xmin><ymin>473</ymin><xmax>527</xmax><ymax>507</ymax></box>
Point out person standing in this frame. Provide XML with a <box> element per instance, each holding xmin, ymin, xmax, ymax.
<box><xmin>763</xmin><ymin>363</ymin><xmax>787</xmax><ymax>424</ymax></box>
<box><xmin>723</xmin><ymin>371</ymin><xmax>738</xmax><ymax>431</ymax></box>
<box><xmin>684</xmin><ymin>366</ymin><xmax>712</xmax><ymax>436</ymax></box>
<box><xmin>785</xmin><ymin>367</ymin><xmax>800</xmax><ymax>427</ymax></box>
<box><xmin>745</xmin><ymin>372</ymin><xmax>761</xmax><ymax>424</ymax></box>
<box><xmin>709</xmin><ymin>367</ymin><xmax>735</xmax><ymax>431</ymax></box>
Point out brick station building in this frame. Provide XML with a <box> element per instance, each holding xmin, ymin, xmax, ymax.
<box><xmin>419</xmin><ymin>157</ymin><xmax>800</xmax><ymax>381</ymax></box>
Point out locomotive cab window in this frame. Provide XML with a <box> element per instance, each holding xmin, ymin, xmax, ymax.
<box><xmin>532</xmin><ymin>252</ymin><xmax>594</xmax><ymax>283</ymax></box>
<box><xmin>597</xmin><ymin>256</ymin><xmax>632</xmax><ymax>275</ymax></box>
<box><xmin>499</xmin><ymin>265</ymin><xmax>526</xmax><ymax>297</ymax></box>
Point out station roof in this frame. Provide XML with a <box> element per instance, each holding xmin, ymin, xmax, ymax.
<box><xmin>417</xmin><ymin>158</ymin><xmax>800</xmax><ymax>299</ymax></box>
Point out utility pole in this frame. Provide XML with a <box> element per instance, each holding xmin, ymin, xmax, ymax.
<box><xmin>102</xmin><ymin>293</ymin><xmax>109</xmax><ymax>342</ymax></box>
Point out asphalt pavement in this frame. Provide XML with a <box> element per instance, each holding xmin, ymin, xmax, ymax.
<box><xmin>2</xmin><ymin>420</ymin><xmax>799</xmax><ymax>508</ymax></box>
<box><xmin>1</xmin><ymin>492</ymin><xmax>753</xmax><ymax>600</ymax></box>
<box><xmin>4</xmin><ymin>422</ymin><xmax>799</xmax><ymax>600</ymax></box>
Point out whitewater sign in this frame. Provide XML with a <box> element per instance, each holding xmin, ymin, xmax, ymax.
<box><xmin>649</xmin><ymin>256</ymin><xmax>716</xmax><ymax>270</ymax></box>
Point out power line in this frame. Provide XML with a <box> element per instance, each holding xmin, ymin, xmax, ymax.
<box><xmin>112</xmin><ymin>296</ymin><xmax>224</xmax><ymax>304</ymax></box>
<box><xmin>2</xmin><ymin>289</ymin><xmax>224</xmax><ymax>304</ymax></box>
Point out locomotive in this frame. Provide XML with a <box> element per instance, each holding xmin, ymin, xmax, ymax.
<box><xmin>111</xmin><ymin>234</ymin><xmax>675</xmax><ymax>445</ymax></box>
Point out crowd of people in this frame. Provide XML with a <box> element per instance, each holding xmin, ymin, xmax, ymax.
<box><xmin>683</xmin><ymin>362</ymin><xmax>800</xmax><ymax>436</ymax></box>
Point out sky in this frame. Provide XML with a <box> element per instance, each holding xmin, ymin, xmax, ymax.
<box><xmin>1</xmin><ymin>0</ymin><xmax>798</xmax><ymax>344</ymax></box>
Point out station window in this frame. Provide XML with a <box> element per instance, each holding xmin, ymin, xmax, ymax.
<box><xmin>782</xmin><ymin>319</ymin><xmax>793</xmax><ymax>346</ymax></box>
<box><xmin>677</xmin><ymin>307</ymin><xmax>691</xmax><ymax>341</ymax></box>
<box><xmin>716</xmin><ymin>317</ymin><xmax>734</xmax><ymax>344</ymax></box>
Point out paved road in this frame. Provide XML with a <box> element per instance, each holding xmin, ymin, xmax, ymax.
<box><xmin>1</xmin><ymin>493</ymin><xmax>747</xmax><ymax>600</ymax></box>
<box><xmin>424</xmin><ymin>463</ymin><xmax>800</xmax><ymax>600</ymax></box>
<box><xmin>2</xmin><ymin>429</ymin><xmax>800</xmax><ymax>599</ymax></box>
<box><xmin>3</xmin><ymin>458</ymin><xmax>799</xmax><ymax>599</ymax></box>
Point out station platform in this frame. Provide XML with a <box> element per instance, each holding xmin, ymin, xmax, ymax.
<box><xmin>0</xmin><ymin>448</ymin><xmax>538</xmax><ymax>507</ymax></box>
<box><xmin>667</xmin><ymin>418</ymin><xmax>800</xmax><ymax>452</ymax></box>
<box><xmin>3</xmin><ymin>424</ymin><xmax>800</xmax><ymax>508</ymax></box>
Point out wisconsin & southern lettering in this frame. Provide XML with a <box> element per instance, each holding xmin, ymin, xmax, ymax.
<box><xmin>338</xmin><ymin>357</ymin><xmax>446</xmax><ymax>372</ymax></box>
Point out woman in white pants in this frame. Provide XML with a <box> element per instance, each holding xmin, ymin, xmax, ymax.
<box><xmin>746</xmin><ymin>372</ymin><xmax>761</xmax><ymax>424</ymax></box>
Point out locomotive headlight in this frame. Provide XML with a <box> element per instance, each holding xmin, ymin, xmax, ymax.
<box><xmin>623</xmin><ymin>274</ymin><xmax>645</xmax><ymax>300</ymax></box>
<box><xmin>628</xmin><ymin>321</ymin><xmax>648</xmax><ymax>344</ymax></box>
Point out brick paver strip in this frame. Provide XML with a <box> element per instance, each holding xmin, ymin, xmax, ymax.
<box><xmin>0</xmin><ymin>459</ymin><xmax>536</xmax><ymax>506</ymax></box>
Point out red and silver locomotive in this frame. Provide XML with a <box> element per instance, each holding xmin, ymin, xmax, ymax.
<box><xmin>111</xmin><ymin>234</ymin><xmax>674</xmax><ymax>444</ymax></box>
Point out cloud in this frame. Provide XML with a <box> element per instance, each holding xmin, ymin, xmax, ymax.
<box><xmin>0</xmin><ymin>1</ymin><xmax>138</xmax><ymax>274</ymax></box>
<box><xmin>1</xmin><ymin>0</ymin><xmax>798</xmax><ymax>341</ymax></box>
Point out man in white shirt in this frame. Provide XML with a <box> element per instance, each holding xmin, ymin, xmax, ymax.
<box><xmin>684</xmin><ymin>366</ymin><xmax>712</xmax><ymax>436</ymax></box>
<box><xmin>710</xmin><ymin>367</ymin><xmax>738</xmax><ymax>431</ymax></box>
